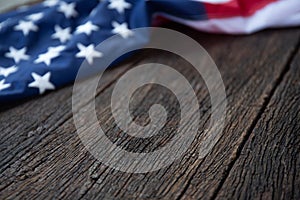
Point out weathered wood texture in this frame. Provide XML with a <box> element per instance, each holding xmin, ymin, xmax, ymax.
<box><xmin>216</xmin><ymin>41</ymin><xmax>300</xmax><ymax>200</ymax></box>
<box><xmin>0</xmin><ymin>0</ymin><xmax>40</xmax><ymax>13</ymax></box>
<box><xmin>0</xmin><ymin>24</ymin><xmax>299</xmax><ymax>200</ymax></box>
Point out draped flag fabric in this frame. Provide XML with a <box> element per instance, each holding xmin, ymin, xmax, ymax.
<box><xmin>0</xmin><ymin>0</ymin><xmax>299</xmax><ymax>102</ymax></box>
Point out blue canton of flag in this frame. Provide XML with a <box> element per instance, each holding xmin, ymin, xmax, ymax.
<box><xmin>0</xmin><ymin>0</ymin><xmax>149</xmax><ymax>102</ymax></box>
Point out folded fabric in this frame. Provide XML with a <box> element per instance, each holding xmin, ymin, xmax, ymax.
<box><xmin>0</xmin><ymin>0</ymin><xmax>299</xmax><ymax>102</ymax></box>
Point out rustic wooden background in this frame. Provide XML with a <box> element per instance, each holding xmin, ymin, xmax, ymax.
<box><xmin>0</xmin><ymin>2</ymin><xmax>300</xmax><ymax>200</ymax></box>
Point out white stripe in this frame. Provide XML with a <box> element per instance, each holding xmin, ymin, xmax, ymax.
<box><xmin>157</xmin><ymin>0</ymin><xmax>300</xmax><ymax>34</ymax></box>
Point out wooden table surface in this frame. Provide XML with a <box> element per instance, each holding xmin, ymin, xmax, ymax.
<box><xmin>1</xmin><ymin>24</ymin><xmax>300</xmax><ymax>199</ymax></box>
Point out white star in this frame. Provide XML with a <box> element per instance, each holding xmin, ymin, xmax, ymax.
<box><xmin>34</xmin><ymin>51</ymin><xmax>58</xmax><ymax>66</ymax></box>
<box><xmin>0</xmin><ymin>80</ymin><xmax>10</xmax><ymax>91</ymax></box>
<box><xmin>26</xmin><ymin>12</ymin><xmax>44</xmax><ymax>21</ymax></box>
<box><xmin>51</xmin><ymin>25</ymin><xmax>71</xmax><ymax>43</ymax></box>
<box><xmin>108</xmin><ymin>0</ymin><xmax>131</xmax><ymax>14</ymax></box>
<box><xmin>112</xmin><ymin>21</ymin><xmax>133</xmax><ymax>39</ymax></box>
<box><xmin>0</xmin><ymin>66</ymin><xmax>18</xmax><ymax>77</ymax></box>
<box><xmin>28</xmin><ymin>72</ymin><xmax>55</xmax><ymax>94</ymax></box>
<box><xmin>58</xmin><ymin>2</ymin><xmax>78</xmax><ymax>18</ymax></box>
<box><xmin>14</xmin><ymin>20</ymin><xmax>38</xmax><ymax>36</ymax></box>
<box><xmin>75</xmin><ymin>21</ymin><xmax>99</xmax><ymax>36</ymax></box>
<box><xmin>48</xmin><ymin>45</ymin><xmax>66</xmax><ymax>53</ymax></box>
<box><xmin>43</xmin><ymin>0</ymin><xmax>59</xmax><ymax>7</ymax></box>
<box><xmin>76</xmin><ymin>43</ymin><xmax>103</xmax><ymax>65</ymax></box>
<box><xmin>34</xmin><ymin>45</ymin><xmax>65</xmax><ymax>66</ymax></box>
<box><xmin>5</xmin><ymin>47</ymin><xmax>30</xmax><ymax>63</ymax></box>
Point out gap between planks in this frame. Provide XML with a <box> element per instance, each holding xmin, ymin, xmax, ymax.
<box><xmin>205</xmin><ymin>36</ymin><xmax>300</xmax><ymax>200</ymax></box>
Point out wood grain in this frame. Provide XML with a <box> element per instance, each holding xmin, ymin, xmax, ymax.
<box><xmin>215</xmin><ymin>44</ymin><xmax>300</xmax><ymax>200</ymax></box>
<box><xmin>0</xmin><ymin>0</ymin><xmax>40</xmax><ymax>13</ymax></box>
<box><xmin>0</xmin><ymin>25</ymin><xmax>299</xmax><ymax>200</ymax></box>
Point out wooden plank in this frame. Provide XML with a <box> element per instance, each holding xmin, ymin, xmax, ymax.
<box><xmin>0</xmin><ymin>26</ymin><xmax>299</xmax><ymax>199</ymax></box>
<box><xmin>0</xmin><ymin>58</ymin><xmax>141</xmax><ymax>195</ymax></box>
<box><xmin>215</xmin><ymin>45</ymin><xmax>300</xmax><ymax>199</ymax></box>
<box><xmin>0</xmin><ymin>0</ymin><xmax>40</xmax><ymax>13</ymax></box>
<box><xmin>81</xmin><ymin>29</ymin><xmax>300</xmax><ymax>200</ymax></box>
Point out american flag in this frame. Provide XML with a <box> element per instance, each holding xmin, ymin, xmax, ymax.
<box><xmin>0</xmin><ymin>0</ymin><xmax>299</xmax><ymax>102</ymax></box>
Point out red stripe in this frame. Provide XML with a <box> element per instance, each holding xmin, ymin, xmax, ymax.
<box><xmin>204</xmin><ymin>0</ymin><xmax>277</xmax><ymax>18</ymax></box>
